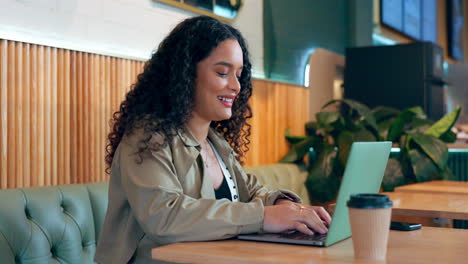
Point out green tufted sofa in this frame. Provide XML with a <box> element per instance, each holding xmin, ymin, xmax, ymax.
<box><xmin>0</xmin><ymin>164</ymin><xmax>308</xmax><ymax>264</ymax></box>
<box><xmin>0</xmin><ymin>182</ymin><xmax>108</xmax><ymax>264</ymax></box>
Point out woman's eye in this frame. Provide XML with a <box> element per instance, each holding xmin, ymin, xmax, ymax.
<box><xmin>217</xmin><ymin>72</ymin><xmax>228</xmax><ymax>77</ymax></box>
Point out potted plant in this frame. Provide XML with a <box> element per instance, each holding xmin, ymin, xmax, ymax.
<box><xmin>280</xmin><ymin>99</ymin><xmax>461</xmax><ymax>204</ymax></box>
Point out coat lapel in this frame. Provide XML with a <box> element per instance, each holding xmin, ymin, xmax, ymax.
<box><xmin>175</xmin><ymin>127</ymin><xmax>244</xmax><ymax>200</ymax></box>
<box><xmin>176</xmin><ymin>127</ymin><xmax>218</xmax><ymax>199</ymax></box>
<box><xmin>208</xmin><ymin>129</ymin><xmax>242</xmax><ymax>199</ymax></box>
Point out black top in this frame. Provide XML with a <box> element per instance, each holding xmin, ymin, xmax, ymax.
<box><xmin>214</xmin><ymin>177</ymin><xmax>232</xmax><ymax>201</ymax></box>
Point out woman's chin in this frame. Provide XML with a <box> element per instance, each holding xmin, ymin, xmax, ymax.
<box><xmin>212</xmin><ymin>112</ymin><xmax>232</xmax><ymax>121</ymax></box>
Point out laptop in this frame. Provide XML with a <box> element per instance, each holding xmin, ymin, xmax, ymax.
<box><xmin>238</xmin><ymin>141</ymin><xmax>392</xmax><ymax>247</ymax></box>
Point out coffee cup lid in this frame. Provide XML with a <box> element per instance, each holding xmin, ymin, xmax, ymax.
<box><xmin>347</xmin><ymin>193</ymin><xmax>393</xmax><ymax>209</ymax></box>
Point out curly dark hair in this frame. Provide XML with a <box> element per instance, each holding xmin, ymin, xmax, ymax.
<box><xmin>105</xmin><ymin>16</ymin><xmax>253</xmax><ymax>172</ymax></box>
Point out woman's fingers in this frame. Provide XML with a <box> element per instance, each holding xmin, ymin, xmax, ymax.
<box><xmin>263</xmin><ymin>203</ymin><xmax>331</xmax><ymax>235</ymax></box>
<box><xmin>301</xmin><ymin>209</ymin><xmax>328</xmax><ymax>234</ymax></box>
<box><xmin>294</xmin><ymin>222</ymin><xmax>314</xmax><ymax>236</ymax></box>
<box><xmin>312</xmin><ymin>206</ymin><xmax>332</xmax><ymax>225</ymax></box>
<box><xmin>302</xmin><ymin>205</ymin><xmax>332</xmax><ymax>225</ymax></box>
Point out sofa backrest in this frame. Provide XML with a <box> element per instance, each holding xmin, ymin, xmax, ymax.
<box><xmin>245</xmin><ymin>163</ymin><xmax>310</xmax><ymax>205</ymax></box>
<box><xmin>0</xmin><ymin>182</ymin><xmax>108</xmax><ymax>264</ymax></box>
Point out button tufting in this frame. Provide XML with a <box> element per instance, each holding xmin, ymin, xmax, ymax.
<box><xmin>24</xmin><ymin>208</ymin><xmax>30</xmax><ymax>219</ymax></box>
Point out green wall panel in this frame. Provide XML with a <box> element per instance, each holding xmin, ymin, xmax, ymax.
<box><xmin>264</xmin><ymin>0</ymin><xmax>373</xmax><ymax>85</ymax></box>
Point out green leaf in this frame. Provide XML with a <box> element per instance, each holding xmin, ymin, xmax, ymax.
<box><xmin>316</xmin><ymin>112</ymin><xmax>341</xmax><ymax>125</ymax></box>
<box><xmin>381</xmin><ymin>158</ymin><xmax>406</xmax><ymax>191</ymax></box>
<box><xmin>305</xmin><ymin>145</ymin><xmax>341</xmax><ymax>203</ymax></box>
<box><xmin>337</xmin><ymin>131</ymin><xmax>353</xmax><ymax>167</ymax></box>
<box><xmin>397</xmin><ymin>147</ymin><xmax>417</xmax><ymax>182</ymax></box>
<box><xmin>337</xmin><ymin>129</ymin><xmax>376</xmax><ymax>167</ymax></box>
<box><xmin>441</xmin><ymin>167</ymin><xmax>456</xmax><ymax>180</ymax></box>
<box><xmin>321</xmin><ymin>99</ymin><xmax>340</xmax><ymax>109</ymax></box>
<box><xmin>439</xmin><ymin>130</ymin><xmax>457</xmax><ymax>143</ymax></box>
<box><xmin>425</xmin><ymin>105</ymin><xmax>461</xmax><ymax>138</ymax></box>
<box><xmin>285</xmin><ymin>128</ymin><xmax>307</xmax><ymax>145</ymax></box>
<box><xmin>377</xmin><ymin>117</ymin><xmax>395</xmax><ymax>140</ymax></box>
<box><xmin>316</xmin><ymin>112</ymin><xmax>341</xmax><ymax>133</ymax></box>
<box><xmin>407</xmin><ymin>106</ymin><xmax>426</xmax><ymax>117</ymax></box>
<box><xmin>305</xmin><ymin>121</ymin><xmax>318</xmax><ymax>136</ymax></box>
<box><xmin>354</xmin><ymin>128</ymin><xmax>377</xmax><ymax>141</ymax></box>
<box><xmin>372</xmin><ymin>106</ymin><xmax>400</xmax><ymax>122</ymax></box>
<box><xmin>343</xmin><ymin>100</ymin><xmax>379</xmax><ymax>136</ymax></box>
<box><xmin>343</xmin><ymin>116</ymin><xmax>362</xmax><ymax>131</ymax></box>
<box><xmin>408</xmin><ymin>133</ymin><xmax>448</xmax><ymax>170</ymax></box>
<box><xmin>399</xmin><ymin>134</ymin><xmax>409</xmax><ymax>151</ymax></box>
<box><xmin>387</xmin><ymin>107</ymin><xmax>425</xmax><ymax>141</ymax></box>
<box><xmin>323</xmin><ymin>99</ymin><xmax>379</xmax><ymax>134</ymax></box>
<box><xmin>408</xmin><ymin>149</ymin><xmax>442</xmax><ymax>182</ymax></box>
<box><xmin>279</xmin><ymin>137</ymin><xmax>314</xmax><ymax>163</ymax></box>
<box><xmin>409</xmin><ymin>118</ymin><xmax>433</xmax><ymax>133</ymax></box>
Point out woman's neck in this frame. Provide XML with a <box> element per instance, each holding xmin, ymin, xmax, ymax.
<box><xmin>185</xmin><ymin>115</ymin><xmax>211</xmax><ymax>144</ymax></box>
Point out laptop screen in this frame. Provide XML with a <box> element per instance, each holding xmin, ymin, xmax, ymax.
<box><xmin>325</xmin><ymin>141</ymin><xmax>391</xmax><ymax>246</ymax></box>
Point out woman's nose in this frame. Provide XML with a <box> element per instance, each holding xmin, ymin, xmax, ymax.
<box><xmin>229</xmin><ymin>75</ymin><xmax>241</xmax><ymax>94</ymax></box>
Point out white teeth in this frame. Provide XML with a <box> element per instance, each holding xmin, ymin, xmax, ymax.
<box><xmin>217</xmin><ymin>96</ymin><xmax>233</xmax><ymax>102</ymax></box>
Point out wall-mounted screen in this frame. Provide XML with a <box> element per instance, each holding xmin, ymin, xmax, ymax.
<box><xmin>381</xmin><ymin>0</ymin><xmax>437</xmax><ymax>44</ymax></box>
<box><xmin>447</xmin><ymin>0</ymin><xmax>464</xmax><ymax>60</ymax></box>
<box><xmin>403</xmin><ymin>0</ymin><xmax>421</xmax><ymax>39</ymax></box>
<box><xmin>157</xmin><ymin>0</ymin><xmax>243</xmax><ymax>21</ymax></box>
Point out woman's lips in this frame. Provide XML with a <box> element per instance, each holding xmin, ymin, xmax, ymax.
<box><xmin>217</xmin><ymin>96</ymin><xmax>234</xmax><ymax>108</ymax></box>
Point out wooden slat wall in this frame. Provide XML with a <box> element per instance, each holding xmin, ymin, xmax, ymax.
<box><xmin>246</xmin><ymin>79</ymin><xmax>308</xmax><ymax>166</ymax></box>
<box><xmin>0</xmin><ymin>39</ymin><xmax>309</xmax><ymax>189</ymax></box>
<box><xmin>0</xmin><ymin>39</ymin><xmax>142</xmax><ymax>188</ymax></box>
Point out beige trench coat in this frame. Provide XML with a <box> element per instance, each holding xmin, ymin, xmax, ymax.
<box><xmin>95</xmin><ymin>127</ymin><xmax>301</xmax><ymax>264</ymax></box>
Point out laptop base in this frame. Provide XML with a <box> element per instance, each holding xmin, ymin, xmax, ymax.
<box><xmin>238</xmin><ymin>232</ymin><xmax>326</xmax><ymax>247</ymax></box>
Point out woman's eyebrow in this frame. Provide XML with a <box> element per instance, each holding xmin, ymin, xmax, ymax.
<box><xmin>214</xmin><ymin>61</ymin><xmax>243</xmax><ymax>69</ymax></box>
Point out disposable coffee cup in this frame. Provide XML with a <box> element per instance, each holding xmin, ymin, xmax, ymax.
<box><xmin>347</xmin><ymin>194</ymin><xmax>393</xmax><ymax>260</ymax></box>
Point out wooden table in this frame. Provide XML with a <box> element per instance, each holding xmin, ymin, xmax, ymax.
<box><xmin>394</xmin><ymin>180</ymin><xmax>468</xmax><ymax>195</ymax></box>
<box><xmin>385</xmin><ymin>191</ymin><xmax>468</xmax><ymax>220</ymax></box>
<box><xmin>152</xmin><ymin>227</ymin><xmax>468</xmax><ymax>264</ymax></box>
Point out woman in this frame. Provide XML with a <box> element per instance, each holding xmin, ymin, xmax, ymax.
<box><xmin>95</xmin><ymin>16</ymin><xmax>331</xmax><ymax>264</ymax></box>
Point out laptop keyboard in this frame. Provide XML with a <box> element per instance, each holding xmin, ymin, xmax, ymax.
<box><xmin>280</xmin><ymin>232</ymin><xmax>327</xmax><ymax>241</ymax></box>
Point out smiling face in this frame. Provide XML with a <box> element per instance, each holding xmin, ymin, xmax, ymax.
<box><xmin>192</xmin><ymin>39</ymin><xmax>243</xmax><ymax>122</ymax></box>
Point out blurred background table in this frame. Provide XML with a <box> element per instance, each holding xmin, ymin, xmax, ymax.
<box><xmin>394</xmin><ymin>180</ymin><xmax>468</xmax><ymax>195</ymax></box>
<box><xmin>385</xmin><ymin>191</ymin><xmax>468</xmax><ymax>220</ymax></box>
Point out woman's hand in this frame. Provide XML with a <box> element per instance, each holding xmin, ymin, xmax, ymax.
<box><xmin>276</xmin><ymin>199</ymin><xmax>332</xmax><ymax>225</ymax></box>
<box><xmin>263</xmin><ymin>200</ymin><xmax>331</xmax><ymax>235</ymax></box>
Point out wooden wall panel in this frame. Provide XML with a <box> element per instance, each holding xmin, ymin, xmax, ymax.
<box><xmin>22</xmin><ymin>43</ymin><xmax>30</xmax><ymax>188</ymax></box>
<box><xmin>44</xmin><ymin>46</ymin><xmax>51</xmax><ymax>186</ymax></box>
<box><xmin>7</xmin><ymin>41</ymin><xmax>15</xmax><ymax>188</ymax></box>
<box><xmin>0</xmin><ymin>40</ymin><xmax>7</xmax><ymax>189</ymax></box>
<box><xmin>0</xmin><ymin>39</ymin><xmax>309</xmax><ymax>189</ymax></box>
<box><xmin>245</xmin><ymin>79</ymin><xmax>309</xmax><ymax>167</ymax></box>
<box><xmin>15</xmin><ymin>42</ymin><xmax>23</xmax><ymax>188</ymax></box>
<box><xmin>70</xmin><ymin>51</ymin><xmax>77</xmax><ymax>184</ymax></box>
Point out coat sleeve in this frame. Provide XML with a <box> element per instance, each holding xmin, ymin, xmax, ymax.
<box><xmin>118</xmin><ymin>137</ymin><xmax>264</xmax><ymax>245</ymax></box>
